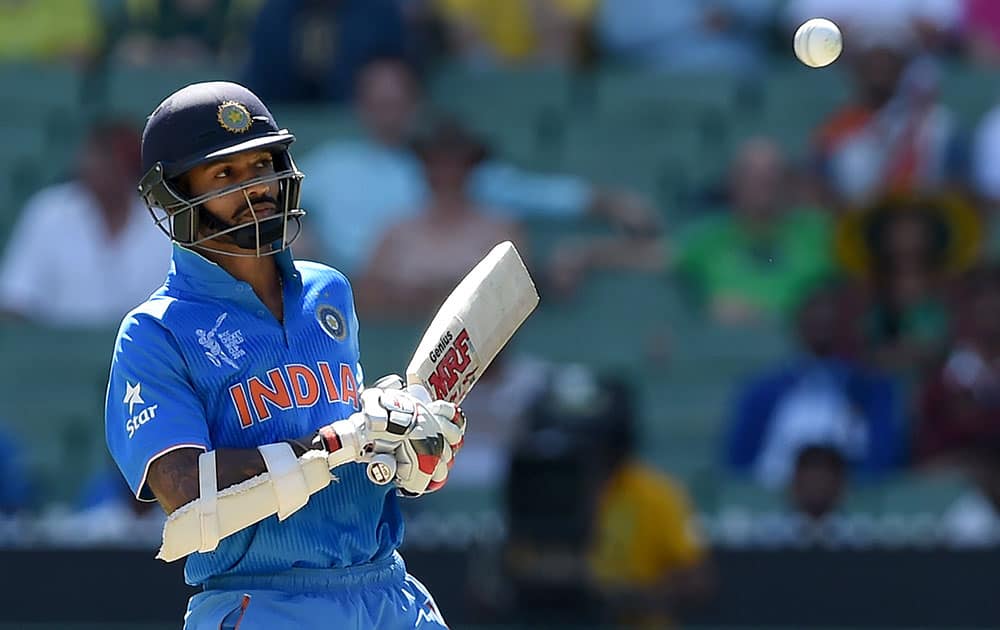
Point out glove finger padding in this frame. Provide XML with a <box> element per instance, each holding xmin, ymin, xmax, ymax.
<box><xmin>359</xmin><ymin>379</ymin><xmax>424</xmax><ymax>443</ymax></box>
<box><xmin>393</xmin><ymin>424</ymin><xmax>447</xmax><ymax>497</ymax></box>
<box><xmin>319</xmin><ymin>375</ymin><xmax>424</xmax><ymax>469</ymax></box>
<box><xmin>425</xmin><ymin>401</ymin><xmax>467</xmax><ymax>450</ymax></box>
<box><xmin>396</xmin><ymin>403</ymin><xmax>465</xmax><ymax>495</ymax></box>
<box><xmin>368</xmin><ymin>396</ymin><xmax>467</xmax><ymax>496</ymax></box>
<box><xmin>426</xmin><ymin>442</ymin><xmax>453</xmax><ymax>493</ymax></box>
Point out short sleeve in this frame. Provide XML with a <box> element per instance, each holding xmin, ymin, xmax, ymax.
<box><xmin>105</xmin><ymin>311</ymin><xmax>211</xmax><ymax>501</ymax></box>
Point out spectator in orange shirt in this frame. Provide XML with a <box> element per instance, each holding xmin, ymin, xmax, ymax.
<box><xmin>811</xmin><ymin>36</ymin><xmax>962</xmax><ymax>208</ymax></box>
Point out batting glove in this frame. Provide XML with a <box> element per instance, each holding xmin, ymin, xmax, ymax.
<box><xmin>313</xmin><ymin>374</ymin><xmax>425</xmax><ymax>468</ymax></box>
<box><xmin>392</xmin><ymin>399</ymin><xmax>467</xmax><ymax>497</ymax></box>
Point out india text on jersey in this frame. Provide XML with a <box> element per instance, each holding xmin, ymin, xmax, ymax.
<box><xmin>229</xmin><ymin>361</ymin><xmax>360</xmax><ymax>428</ymax></box>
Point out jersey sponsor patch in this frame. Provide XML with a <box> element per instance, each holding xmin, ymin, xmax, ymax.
<box><xmin>426</xmin><ymin>328</ymin><xmax>478</xmax><ymax>401</ymax></box>
<box><xmin>196</xmin><ymin>312</ymin><xmax>246</xmax><ymax>368</ymax></box>
<box><xmin>315</xmin><ymin>304</ymin><xmax>347</xmax><ymax>341</ymax></box>
<box><xmin>123</xmin><ymin>381</ymin><xmax>144</xmax><ymax>415</ymax></box>
<box><xmin>123</xmin><ymin>382</ymin><xmax>159</xmax><ymax>439</ymax></box>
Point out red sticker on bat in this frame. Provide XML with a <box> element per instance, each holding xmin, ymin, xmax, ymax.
<box><xmin>426</xmin><ymin>328</ymin><xmax>478</xmax><ymax>401</ymax></box>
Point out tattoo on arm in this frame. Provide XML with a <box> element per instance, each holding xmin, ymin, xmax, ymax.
<box><xmin>214</xmin><ymin>448</ymin><xmax>268</xmax><ymax>492</ymax></box>
<box><xmin>146</xmin><ymin>437</ymin><xmax>322</xmax><ymax>515</ymax></box>
<box><xmin>148</xmin><ymin>447</ymin><xmax>266</xmax><ymax>514</ymax></box>
<box><xmin>147</xmin><ymin>448</ymin><xmax>203</xmax><ymax>515</ymax></box>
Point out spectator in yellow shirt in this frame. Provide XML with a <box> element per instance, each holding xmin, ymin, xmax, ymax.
<box><xmin>434</xmin><ymin>0</ymin><xmax>598</xmax><ymax>66</ymax></box>
<box><xmin>588</xmin><ymin>380</ymin><xmax>715</xmax><ymax>627</ymax></box>
<box><xmin>500</xmin><ymin>373</ymin><xmax>713</xmax><ymax>626</ymax></box>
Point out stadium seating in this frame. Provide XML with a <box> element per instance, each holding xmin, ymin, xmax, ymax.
<box><xmin>0</xmin><ymin>325</ymin><xmax>116</xmax><ymax>503</ymax></box>
<box><xmin>0</xmin><ymin>59</ymin><xmax>986</xmax><ymax>519</ymax></box>
<box><xmin>880</xmin><ymin>472</ymin><xmax>971</xmax><ymax>516</ymax></box>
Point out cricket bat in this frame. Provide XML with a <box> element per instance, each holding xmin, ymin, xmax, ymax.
<box><xmin>157</xmin><ymin>243</ymin><xmax>536</xmax><ymax>562</ymax></box>
<box><xmin>365</xmin><ymin>241</ymin><xmax>539</xmax><ymax>484</ymax></box>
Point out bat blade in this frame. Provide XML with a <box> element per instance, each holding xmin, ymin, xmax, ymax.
<box><xmin>406</xmin><ymin>241</ymin><xmax>538</xmax><ymax>404</ymax></box>
<box><xmin>366</xmin><ymin>241</ymin><xmax>538</xmax><ymax>485</ymax></box>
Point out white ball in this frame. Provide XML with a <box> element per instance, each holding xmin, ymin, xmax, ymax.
<box><xmin>794</xmin><ymin>18</ymin><xmax>843</xmax><ymax>68</ymax></box>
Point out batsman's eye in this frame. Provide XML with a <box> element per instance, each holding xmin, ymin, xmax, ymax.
<box><xmin>214</xmin><ymin>168</ymin><xmax>230</xmax><ymax>180</ymax></box>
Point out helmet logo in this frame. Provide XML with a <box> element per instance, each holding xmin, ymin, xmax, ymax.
<box><xmin>217</xmin><ymin>101</ymin><xmax>253</xmax><ymax>134</ymax></box>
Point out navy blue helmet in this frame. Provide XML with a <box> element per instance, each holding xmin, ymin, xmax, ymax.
<box><xmin>138</xmin><ymin>81</ymin><xmax>304</xmax><ymax>256</ymax></box>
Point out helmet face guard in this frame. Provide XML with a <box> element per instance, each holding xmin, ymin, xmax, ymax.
<box><xmin>139</xmin><ymin>145</ymin><xmax>305</xmax><ymax>258</ymax></box>
<box><xmin>138</xmin><ymin>82</ymin><xmax>308</xmax><ymax>258</ymax></box>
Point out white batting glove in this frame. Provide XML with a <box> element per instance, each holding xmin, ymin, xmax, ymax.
<box><xmin>391</xmin><ymin>399</ymin><xmax>467</xmax><ymax>497</ymax></box>
<box><xmin>313</xmin><ymin>375</ymin><xmax>424</xmax><ymax>468</ymax></box>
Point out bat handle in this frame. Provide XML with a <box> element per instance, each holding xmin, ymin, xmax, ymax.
<box><xmin>366</xmin><ymin>452</ymin><xmax>396</xmax><ymax>485</ymax></box>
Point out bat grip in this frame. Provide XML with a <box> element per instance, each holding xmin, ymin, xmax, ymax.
<box><xmin>366</xmin><ymin>452</ymin><xmax>397</xmax><ymax>485</ymax></box>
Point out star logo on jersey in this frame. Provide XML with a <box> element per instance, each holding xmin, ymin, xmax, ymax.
<box><xmin>316</xmin><ymin>304</ymin><xmax>347</xmax><ymax>341</ymax></box>
<box><xmin>217</xmin><ymin>101</ymin><xmax>253</xmax><ymax>134</ymax></box>
<box><xmin>122</xmin><ymin>381</ymin><xmax>159</xmax><ymax>440</ymax></box>
<box><xmin>123</xmin><ymin>381</ymin><xmax>144</xmax><ymax>415</ymax></box>
<box><xmin>415</xmin><ymin>595</ymin><xmax>447</xmax><ymax>626</ymax></box>
<box><xmin>123</xmin><ymin>381</ymin><xmax>159</xmax><ymax>439</ymax></box>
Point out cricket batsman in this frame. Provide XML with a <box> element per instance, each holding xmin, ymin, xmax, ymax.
<box><xmin>104</xmin><ymin>82</ymin><xmax>465</xmax><ymax>629</ymax></box>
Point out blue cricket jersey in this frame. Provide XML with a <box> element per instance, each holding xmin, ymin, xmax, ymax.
<box><xmin>105</xmin><ymin>244</ymin><xmax>403</xmax><ymax>586</ymax></box>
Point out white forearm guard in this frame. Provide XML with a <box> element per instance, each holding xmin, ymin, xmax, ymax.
<box><xmin>157</xmin><ymin>439</ymin><xmax>361</xmax><ymax>562</ymax></box>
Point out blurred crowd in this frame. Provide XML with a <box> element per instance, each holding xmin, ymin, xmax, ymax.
<box><xmin>5</xmin><ymin>0</ymin><xmax>1000</xmax><ymax>626</ymax></box>
<box><xmin>7</xmin><ymin>1</ymin><xmax>1000</xmax><ymax>78</ymax></box>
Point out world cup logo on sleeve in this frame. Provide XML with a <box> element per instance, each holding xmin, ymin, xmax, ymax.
<box><xmin>196</xmin><ymin>312</ymin><xmax>245</xmax><ymax>368</ymax></box>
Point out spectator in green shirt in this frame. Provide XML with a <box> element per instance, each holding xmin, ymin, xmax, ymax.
<box><xmin>548</xmin><ymin>137</ymin><xmax>835</xmax><ymax>326</ymax></box>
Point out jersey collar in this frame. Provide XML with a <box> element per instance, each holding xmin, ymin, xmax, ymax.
<box><xmin>166</xmin><ymin>244</ymin><xmax>302</xmax><ymax>306</ymax></box>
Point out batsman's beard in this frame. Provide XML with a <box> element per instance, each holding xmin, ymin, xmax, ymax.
<box><xmin>198</xmin><ymin>190</ymin><xmax>285</xmax><ymax>251</ymax></box>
